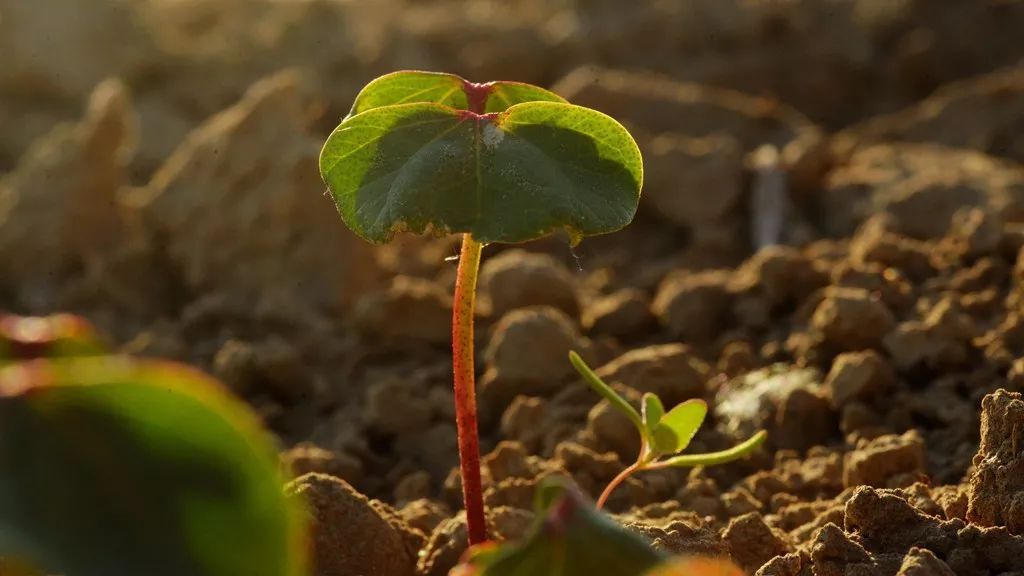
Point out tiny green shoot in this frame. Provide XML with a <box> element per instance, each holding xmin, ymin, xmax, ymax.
<box><xmin>568</xmin><ymin>351</ymin><xmax>767</xmax><ymax>509</ymax></box>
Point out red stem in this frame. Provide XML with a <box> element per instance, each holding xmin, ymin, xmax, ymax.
<box><xmin>452</xmin><ymin>234</ymin><xmax>486</xmax><ymax>545</ymax></box>
<box><xmin>596</xmin><ymin>460</ymin><xmax>642</xmax><ymax>510</ymax></box>
<box><xmin>597</xmin><ymin>441</ymin><xmax>649</xmax><ymax>510</ymax></box>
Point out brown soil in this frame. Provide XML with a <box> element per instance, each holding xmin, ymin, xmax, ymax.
<box><xmin>4</xmin><ymin>1</ymin><xmax>1024</xmax><ymax>575</ymax></box>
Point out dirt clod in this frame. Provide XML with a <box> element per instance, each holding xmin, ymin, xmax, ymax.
<box><xmin>825</xmin><ymin>351</ymin><xmax>896</xmax><ymax>409</ymax></box>
<box><xmin>417</xmin><ymin>513</ymin><xmax>467</xmax><ymax>576</ymax></box>
<box><xmin>480</xmin><ymin>249</ymin><xmax>580</xmax><ymax>319</ymax></box>
<box><xmin>583</xmin><ymin>288</ymin><xmax>655</xmax><ymax>339</ymax></box>
<box><xmin>285</xmin><ymin>473</ymin><xmax>415</xmax><ymax>576</ymax></box>
<box><xmin>642</xmin><ymin>133</ymin><xmax>743</xmax><ymax>232</ymax></box>
<box><xmin>483</xmin><ymin>441</ymin><xmax>534</xmax><ymax>483</ymax></box>
<box><xmin>485</xmin><ymin>306</ymin><xmax>584</xmax><ymax>385</ymax></box>
<box><xmin>354</xmin><ymin>276</ymin><xmax>451</xmax><ymax>344</ymax></box>
<box><xmin>0</xmin><ymin>79</ymin><xmax>134</xmax><ymax>312</ymax></box>
<box><xmin>968</xmin><ymin>389</ymin><xmax>1024</xmax><ymax>534</ymax></box>
<box><xmin>732</xmin><ymin>245</ymin><xmax>829</xmax><ymax>311</ymax></box>
<box><xmin>499</xmin><ymin>396</ymin><xmax>550</xmax><ymax>453</ymax></box>
<box><xmin>281</xmin><ymin>443</ymin><xmax>363</xmax><ymax>488</ymax></box>
<box><xmin>366</xmin><ymin>377</ymin><xmax>434</xmax><ymax>436</ymax></box>
<box><xmin>213</xmin><ymin>336</ymin><xmax>311</xmax><ymax>402</ymax></box>
<box><xmin>843</xmin><ymin>431</ymin><xmax>926</xmax><ymax>489</ymax></box>
<box><xmin>811</xmin><ymin>287</ymin><xmax>896</xmax><ymax>353</ymax></box>
<box><xmin>594</xmin><ymin>344</ymin><xmax>709</xmax><ymax>407</ymax></box>
<box><xmin>625</xmin><ymin>519</ymin><xmax>725</xmax><ymax>558</ymax></box>
<box><xmin>653</xmin><ymin>270</ymin><xmax>732</xmax><ymax>343</ymax></box>
<box><xmin>138</xmin><ymin>71</ymin><xmax>379</xmax><ymax>311</ymax></box>
<box><xmin>896</xmin><ymin>547</ymin><xmax>954</xmax><ymax>576</ymax></box>
<box><xmin>755</xmin><ymin>552</ymin><xmax>804</xmax><ymax>576</ymax></box>
<box><xmin>809</xmin><ymin>523</ymin><xmax>876</xmax><ymax>575</ymax></box>
<box><xmin>722</xmin><ymin>512</ymin><xmax>791</xmax><ymax>573</ymax></box>
<box><xmin>585</xmin><ymin>396</ymin><xmax>642</xmax><ymax>463</ymax></box>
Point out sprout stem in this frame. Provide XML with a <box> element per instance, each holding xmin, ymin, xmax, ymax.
<box><xmin>452</xmin><ymin>233</ymin><xmax>486</xmax><ymax>545</ymax></box>
<box><xmin>596</xmin><ymin>459</ymin><xmax>642</xmax><ymax>510</ymax></box>
<box><xmin>596</xmin><ymin>440</ymin><xmax>648</xmax><ymax>510</ymax></box>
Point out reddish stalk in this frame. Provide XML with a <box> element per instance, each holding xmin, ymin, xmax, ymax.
<box><xmin>452</xmin><ymin>233</ymin><xmax>486</xmax><ymax>545</ymax></box>
<box><xmin>449</xmin><ymin>78</ymin><xmax>494</xmax><ymax>547</ymax></box>
<box><xmin>596</xmin><ymin>451</ymin><xmax>644</xmax><ymax>510</ymax></box>
<box><xmin>596</xmin><ymin>462</ymin><xmax>640</xmax><ymax>510</ymax></box>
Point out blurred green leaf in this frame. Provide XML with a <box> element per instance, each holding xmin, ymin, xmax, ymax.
<box><xmin>569</xmin><ymin>351</ymin><xmax>643</xmax><ymax>434</ymax></box>
<box><xmin>649</xmin><ymin>399</ymin><xmax>707</xmax><ymax>456</ymax></box>
<box><xmin>349</xmin><ymin>70</ymin><xmax>565</xmax><ymax>116</ymax></box>
<box><xmin>320</xmin><ymin>100</ymin><xmax>642</xmax><ymax>245</ymax></box>
<box><xmin>0</xmin><ymin>313</ymin><xmax>106</xmax><ymax>364</ymax></box>
<box><xmin>457</xmin><ymin>479</ymin><xmax>666</xmax><ymax>576</ymax></box>
<box><xmin>0</xmin><ymin>357</ymin><xmax>306</xmax><ymax>576</ymax></box>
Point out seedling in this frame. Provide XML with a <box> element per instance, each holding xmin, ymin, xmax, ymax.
<box><xmin>319</xmin><ymin>71</ymin><xmax>642</xmax><ymax>544</ymax></box>
<box><xmin>569</xmin><ymin>351</ymin><xmax>767</xmax><ymax>509</ymax></box>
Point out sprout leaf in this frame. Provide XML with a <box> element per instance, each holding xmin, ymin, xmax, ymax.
<box><xmin>658</xmin><ymin>430</ymin><xmax>768</xmax><ymax>469</ymax></box>
<box><xmin>641</xmin><ymin>393</ymin><xmax>664</xmax><ymax>438</ymax></box>
<box><xmin>649</xmin><ymin>399</ymin><xmax>707</xmax><ymax>456</ymax></box>
<box><xmin>320</xmin><ymin>101</ymin><xmax>642</xmax><ymax>245</ymax></box>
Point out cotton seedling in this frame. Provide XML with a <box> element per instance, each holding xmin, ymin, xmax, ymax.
<box><xmin>319</xmin><ymin>71</ymin><xmax>643</xmax><ymax>544</ymax></box>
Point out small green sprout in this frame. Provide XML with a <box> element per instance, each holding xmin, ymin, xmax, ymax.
<box><xmin>568</xmin><ymin>351</ymin><xmax>767</xmax><ymax>509</ymax></box>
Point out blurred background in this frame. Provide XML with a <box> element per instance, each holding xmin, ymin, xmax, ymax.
<box><xmin>2</xmin><ymin>0</ymin><xmax>1024</xmax><ymax>503</ymax></box>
